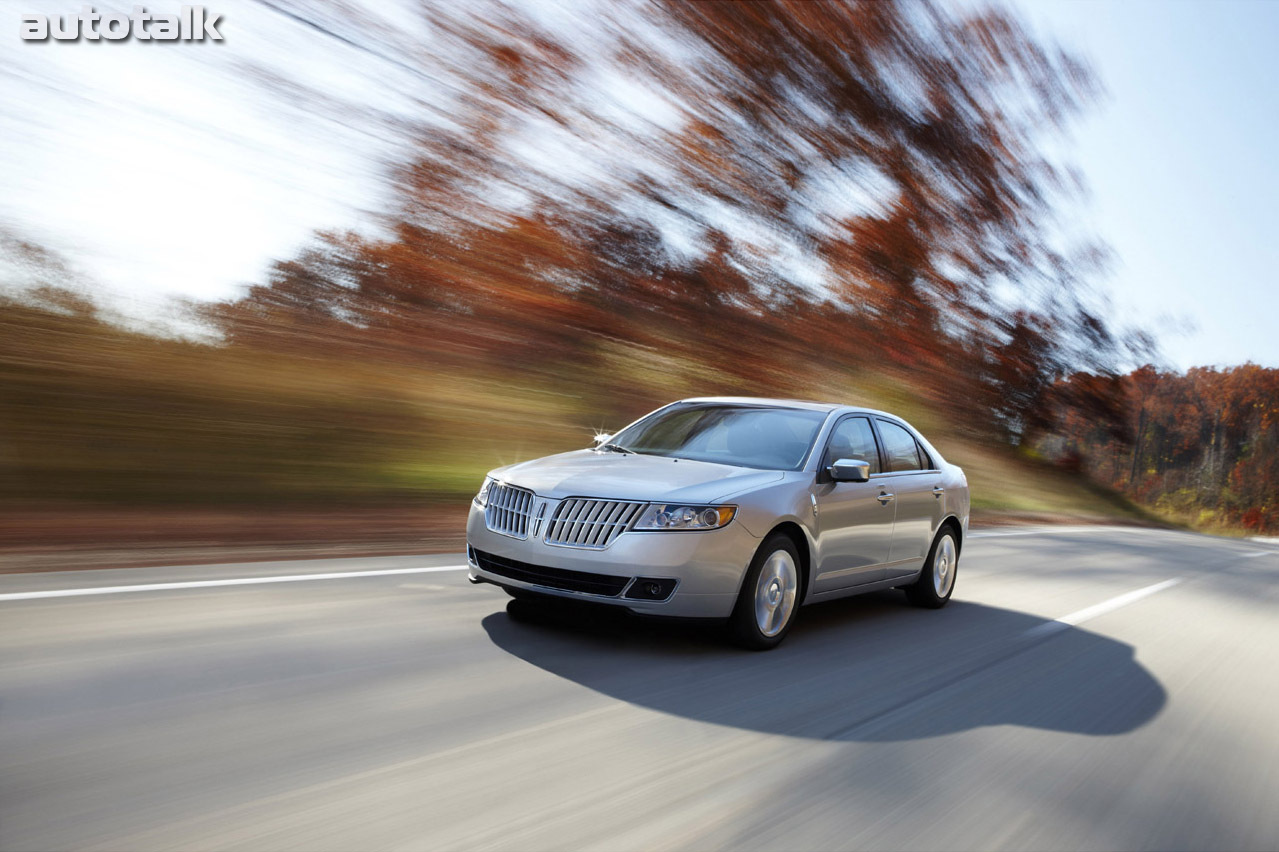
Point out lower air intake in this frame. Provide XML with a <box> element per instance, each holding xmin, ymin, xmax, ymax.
<box><xmin>471</xmin><ymin>548</ymin><xmax>630</xmax><ymax>597</ymax></box>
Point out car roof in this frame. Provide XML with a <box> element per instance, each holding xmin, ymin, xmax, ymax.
<box><xmin>677</xmin><ymin>396</ymin><xmax>885</xmax><ymax>415</ymax></box>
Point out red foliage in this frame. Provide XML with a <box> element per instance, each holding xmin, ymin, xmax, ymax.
<box><xmin>211</xmin><ymin>0</ymin><xmax>1124</xmax><ymax>447</ymax></box>
<box><xmin>1049</xmin><ymin>364</ymin><xmax>1279</xmax><ymax>533</ymax></box>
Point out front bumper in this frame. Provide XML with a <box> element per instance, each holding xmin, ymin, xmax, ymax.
<box><xmin>466</xmin><ymin>502</ymin><xmax>760</xmax><ymax>618</ymax></box>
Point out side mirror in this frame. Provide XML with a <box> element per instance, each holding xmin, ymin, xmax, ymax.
<box><xmin>829</xmin><ymin>458</ymin><xmax>871</xmax><ymax>482</ymax></box>
<box><xmin>593</xmin><ymin>432</ymin><xmax>614</xmax><ymax>447</ymax></box>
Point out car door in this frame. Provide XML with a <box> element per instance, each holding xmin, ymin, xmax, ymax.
<box><xmin>874</xmin><ymin>418</ymin><xmax>944</xmax><ymax>580</ymax></box>
<box><xmin>811</xmin><ymin>415</ymin><xmax>895</xmax><ymax>593</ymax></box>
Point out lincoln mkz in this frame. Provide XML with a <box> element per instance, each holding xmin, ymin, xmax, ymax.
<box><xmin>467</xmin><ymin>398</ymin><xmax>969</xmax><ymax>649</ymax></box>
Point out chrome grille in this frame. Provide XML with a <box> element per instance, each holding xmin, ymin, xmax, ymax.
<box><xmin>530</xmin><ymin>501</ymin><xmax>548</xmax><ymax>538</ymax></box>
<box><xmin>545</xmin><ymin>498</ymin><xmax>645</xmax><ymax>549</ymax></box>
<box><xmin>484</xmin><ymin>483</ymin><xmax>535</xmax><ymax>539</ymax></box>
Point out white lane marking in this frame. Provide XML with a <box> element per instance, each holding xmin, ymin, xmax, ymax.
<box><xmin>1022</xmin><ymin>578</ymin><xmax>1182</xmax><ymax>639</ymax></box>
<box><xmin>969</xmin><ymin>526</ymin><xmax>1119</xmax><ymax>539</ymax></box>
<box><xmin>1241</xmin><ymin>551</ymin><xmax>1272</xmax><ymax>558</ymax></box>
<box><xmin>0</xmin><ymin>564</ymin><xmax>470</xmax><ymax>602</ymax></box>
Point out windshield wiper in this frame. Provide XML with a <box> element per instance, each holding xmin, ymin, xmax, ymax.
<box><xmin>597</xmin><ymin>442</ymin><xmax>635</xmax><ymax>455</ymax></box>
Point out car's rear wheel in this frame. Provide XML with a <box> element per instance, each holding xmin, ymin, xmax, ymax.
<box><xmin>905</xmin><ymin>528</ymin><xmax>958</xmax><ymax>608</ymax></box>
<box><xmin>730</xmin><ymin>533</ymin><xmax>801</xmax><ymax>650</ymax></box>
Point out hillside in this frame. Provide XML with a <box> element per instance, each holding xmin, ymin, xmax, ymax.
<box><xmin>0</xmin><ymin>296</ymin><xmax>1162</xmax><ymax>572</ymax></box>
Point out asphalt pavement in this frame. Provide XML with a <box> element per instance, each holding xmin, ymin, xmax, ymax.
<box><xmin>2</xmin><ymin>526</ymin><xmax>1277</xmax><ymax>850</ymax></box>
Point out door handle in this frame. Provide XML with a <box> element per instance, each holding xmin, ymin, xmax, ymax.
<box><xmin>932</xmin><ymin>486</ymin><xmax>945</xmax><ymax>498</ymax></box>
<box><xmin>877</xmin><ymin>491</ymin><xmax>895</xmax><ymax>505</ymax></box>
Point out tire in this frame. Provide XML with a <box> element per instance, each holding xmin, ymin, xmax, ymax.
<box><xmin>905</xmin><ymin>527</ymin><xmax>958</xmax><ymax>609</ymax></box>
<box><xmin>729</xmin><ymin>533</ymin><xmax>802</xmax><ymax>650</ymax></box>
<box><xmin>503</xmin><ymin>587</ymin><xmax>565</xmax><ymax>624</ymax></box>
<box><xmin>504</xmin><ymin>594</ymin><xmax>574</xmax><ymax>625</ymax></box>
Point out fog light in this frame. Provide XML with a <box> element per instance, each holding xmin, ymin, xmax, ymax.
<box><xmin>624</xmin><ymin>577</ymin><xmax>677</xmax><ymax>601</ymax></box>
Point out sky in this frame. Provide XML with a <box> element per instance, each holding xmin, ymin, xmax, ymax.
<box><xmin>0</xmin><ymin>1</ymin><xmax>414</xmax><ymax>325</ymax></box>
<box><xmin>2</xmin><ymin>0</ymin><xmax>1276</xmax><ymax>369</ymax></box>
<box><xmin>1017</xmin><ymin>0</ymin><xmax>1279</xmax><ymax>369</ymax></box>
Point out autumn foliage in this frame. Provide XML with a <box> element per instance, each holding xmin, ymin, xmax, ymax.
<box><xmin>213</xmin><ymin>0</ymin><xmax>1127</xmax><ymax>443</ymax></box>
<box><xmin>5</xmin><ymin>0</ymin><xmax>1269</xmax><ymax>542</ymax></box>
<box><xmin>1048</xmin><ymin>366</ymin><xmax>1279</xmax><ymax>533</ymax></box>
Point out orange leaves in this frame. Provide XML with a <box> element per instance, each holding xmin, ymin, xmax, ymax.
<box><xmin>1051</xmin><ymin>364</ymin><xmax>1279</xmax><ymax>534</ymax></box>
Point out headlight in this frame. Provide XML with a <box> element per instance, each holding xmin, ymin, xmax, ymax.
<box><xmin>633</xmin><ymin>503</ymin><xmax>736</xmax><ymax>531</ymax></box>
<box><xmin>474</xmin><ymin>476</ymin><xmax>495</xmax><ymax>507</ymax></box>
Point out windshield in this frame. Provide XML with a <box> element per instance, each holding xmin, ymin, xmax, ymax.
<box><xmin>610</xmin><ymin>404</ymin><xmax>826</xmax><ymax>471</ymax></box>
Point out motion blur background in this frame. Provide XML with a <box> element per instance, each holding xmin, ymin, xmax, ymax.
<box><xmin>2</xmin><ymin>0</ymin><xmax>1277</xmax><ymax>569</ymax></box>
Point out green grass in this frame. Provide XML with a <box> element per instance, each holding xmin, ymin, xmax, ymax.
<box><xmin>942</xmin><ymin>440</ymin><xmax>1160</xmax><ymax>524</ymax></box>
<box><xmin>0</xmin><ymin>297</ymin><xmax>1177</xmax><ymax>529</ymax></box>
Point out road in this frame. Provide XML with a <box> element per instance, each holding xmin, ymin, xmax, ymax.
<box><xmin>2</xmin><ymin>526</ymin><xmax>1277</xmax><ymax>851</ymax></box>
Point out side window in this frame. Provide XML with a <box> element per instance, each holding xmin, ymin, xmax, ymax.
<box><xmin>916</xmin><ymin>441</ymin><xmax>934</xmax><ymax>470</ymax></box>
<box><xmin>877</xmin><ymin>420</ymin><xmax>922</xmax><ymax>472</ymax></box>
<box><xmin>823</xmin><ymin>417</ymin><xmax>881</xmax><ymax>474</ymax></box>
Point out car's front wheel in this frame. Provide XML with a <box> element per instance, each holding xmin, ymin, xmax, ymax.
<box><xmin>905</xmin><ymin>527</ymin><xmax>958</xmax><ymax>609</ymax></box>
<box><xmin>730</xmin><ymin>533</ymin><xmax>801</xmax><ymax>650</ymax></box>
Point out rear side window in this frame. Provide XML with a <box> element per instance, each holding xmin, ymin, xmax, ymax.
<box><xmin>877</xmin><ymin>420</ymin><xmax>923</xmax><ymax>472</ymax></box>
<box><xmin>823</xmin><ymin>416</ymin><xmax>881</xmax><ymax>474</ymax></box>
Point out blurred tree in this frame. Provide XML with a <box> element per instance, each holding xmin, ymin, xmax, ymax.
<box><xmin>220</xmin><ymin>0</ymin><xmax>1125</xmax><ymax>443</ymax></box>
<box><xmin>23</xmin><ymin>2</ymin><xmax>1269</xmax><ymax>537</ymax></box>
<box><xmin>1047</xmin><ymin>364</ymin><xmax>1279</xmax><ymax>533</ymax></box>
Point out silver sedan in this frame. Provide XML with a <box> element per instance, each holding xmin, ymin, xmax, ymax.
<box><xmin>466</xmin><ymin>397</ymin><xmax>969</xmax><ymax>649</ymax></box>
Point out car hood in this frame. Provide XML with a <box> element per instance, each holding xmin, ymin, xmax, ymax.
<box><xmin>491</xmin><ymin>449</ymin><xmax>784</xmax><ymax>503</ymax></box>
